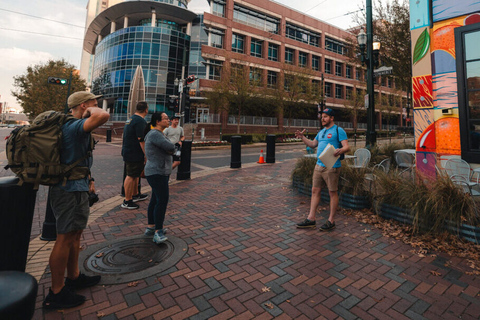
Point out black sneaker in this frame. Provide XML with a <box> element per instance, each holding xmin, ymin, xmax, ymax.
<box><xmin>121</xmin><ymin>200</ymin><xmax>139</xmax><ymax>209</ymax></box>
<box><xmin>319</xmin><ymin>220</ymin><xmax>336</xmax><ymax>232</ymax></box>
<box><xmin>296</xmin><ymin>219</ymin><xmax>316</xmax><ymax>228</ymax></box>
<box><xmin>132</xmin><ymin>193</ymin><xmax>149</xmax><ymax>202</ymax></box>
<box><xmin>43</xmin><ymin>286</ymin><xmax>86</xmax><ymax>310</ymax></box>
<box><xmin>65</xmin><ymin>273</ymin><xmax>101</xmax><ymax>289</ymax></box>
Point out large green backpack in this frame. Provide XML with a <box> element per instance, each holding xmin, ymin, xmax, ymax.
<box><xmin>5</xmin><ymin>111</ymin><xmax>94</xmax><ymax>189</ymax></box>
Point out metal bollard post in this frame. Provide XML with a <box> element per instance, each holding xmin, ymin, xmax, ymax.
<box><xmin>266</xmin><ymin>134</ymin><xmax>276</xmax><ymax>163</ymax></box>
<box><xmin>0</xmin><ymin>177</ymin><xmax>37</xmax><ymax>272</ymax></box>
<box><xmin>40</xmin><ymin>191</ymin><xmax>56</xmax><ymax>241</ymax></box>
<box><xmin>230</xmin><ymin>136</ymin><xmax>241</xmax><ymax>168</ymax></box>
<box><xmin>106</xmin><ymin>129</ymin><xmax>112</xmax><ymax>142</ymax></box>
<box><xmin>177</xmin><ymin>140</ymin><xmax>192</xmax><ymax>180</ymax></box>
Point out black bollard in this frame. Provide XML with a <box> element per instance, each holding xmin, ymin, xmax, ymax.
<box><xmin>0</xmin><ymin>271</ymin><xmax>38</xmax><ymax>320</ymax></box>
<box><xmin>0</xmin><ymin>177</ymin><xmax>37</xmax><ymax>272</ymax></box>
<box><xmin>40</xmin><ymin>191</ymin><xmax>56</xmax><ymax>241</ymax></box>
<box><xmin>266</xmin><ymin>134</ymin><xmax>276</xmax><ymax>163</ymax></box>
<box><xmin>177</xmin><ymin>140</ymin><xmax>192</xmax><ymax>180</ymax></box>
<box><xmin>106</xmin><ymin>129</ymin><xmax>112</xmax><ymax>142</ymax></box>
<box><xmin>230</xmin><ymin>136</ymin><xmax>241</xmax><ymax>168</ymax></box>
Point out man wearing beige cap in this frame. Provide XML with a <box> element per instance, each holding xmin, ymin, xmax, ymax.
<box><xmin>43</xmin><ymin>91</ymin><xmax>109</xmax><ymax>310</ymax></box>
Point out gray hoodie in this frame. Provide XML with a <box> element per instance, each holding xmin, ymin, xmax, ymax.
<box><xmin>144</xmin><ymin>129</ymin><xmax>175</xmax><ymax>176</ymax></box>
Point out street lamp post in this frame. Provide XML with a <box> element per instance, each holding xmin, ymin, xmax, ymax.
<box><xmin>357</xmin><ymin>0</ymin><xmax>381</xmax><ymax>149</ymax></box>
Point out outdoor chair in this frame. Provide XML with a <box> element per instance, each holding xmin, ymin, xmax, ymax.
<box><xmin>365</xmin><ymin>158</ymin><xmax>391</xmax><ymax>192</ymax></box>
<box><xmin>351</xmin><ymin>148</ymin><xmax>371</xmax><ymax>168</ymax></box>
<box><xmin>395</xmin><ymin>151</ymin><xmax>415</xmax><ymax>178</ymax></box>
<box><xmin>444</xmin><ymin>159</ymin><xmax>480</xmax><ymax>196</ymax></box>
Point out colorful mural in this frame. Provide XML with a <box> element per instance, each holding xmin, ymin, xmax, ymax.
<box><xmin>410</xmin><ymin>1</ymin><xmax>480</xmax><ymax>173</ymax></box>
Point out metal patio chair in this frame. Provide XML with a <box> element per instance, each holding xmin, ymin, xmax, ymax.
<box><xmin>395</xmin><ymin>151</ymin><xmax>415</xmax><ymax>178</ymax></box>
<box><xmin>351</xmin><ymin>148</ymin><xmax>371</xmax><ymax>168</ymax></box>
<box><xmin>444</xmin><ymin>159</ymin><xmax>480</xmax><ymax>196</ymax></box>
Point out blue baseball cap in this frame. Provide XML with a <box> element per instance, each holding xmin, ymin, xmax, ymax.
<box><xmin>322</xmin><ymin>108</ymin><xmax>335</xmax><ymax>116</ymax></box>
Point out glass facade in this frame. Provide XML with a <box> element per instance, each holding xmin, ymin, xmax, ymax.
<box><xmin>285</xmin><ymin>23</ymin><xmax>320</xmax><ymax>47</ymax></box>
<box><xmin>312</xmin><ymin>55</ymin><xmax>320</xmax><ymax>71</ymax></box>
<box><xmin>212</xmin><ymin>0</ymin><xmax>225</xmax><ymax>17</ymax></box>
<box><xmin>91</xmin><ymin>23</ymin><xmax>190</xmax><ymax>116</ymax></box>
<box><xmin>325</xmin><ymin>59</ymin><xmax>332</xmax><ymax>74</ymax></box>
<box><xmin>189</xmin><ymin>16</ymin><xmax>207</xmax><ymax>96</ymax></box>
<box><xmin>233</xmin><ymin>4</ymin><xmax>279</xmax><ymax>34</ymax></box>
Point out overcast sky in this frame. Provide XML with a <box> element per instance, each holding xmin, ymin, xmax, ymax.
<box><xmin>0</xmin><ymin>0</ymin><xmax>367</xmax><ymax>112</ymax></box>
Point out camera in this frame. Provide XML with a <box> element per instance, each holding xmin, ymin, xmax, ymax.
<box><xmin>88</xmin><ymin>192</ymin><xmax>99</xmax><ymax>207</ymax></box>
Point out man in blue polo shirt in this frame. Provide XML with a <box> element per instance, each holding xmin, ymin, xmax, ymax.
<box><xmin>295</xmin><ymin>108</ymin><xmax>350</xmax><ymax>231</ymax></box>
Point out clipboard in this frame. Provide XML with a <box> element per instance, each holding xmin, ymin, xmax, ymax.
<box><xmin>318</xmin><ymin>143</ymin><xmax>339</xmax><ymax>169</ymax></box>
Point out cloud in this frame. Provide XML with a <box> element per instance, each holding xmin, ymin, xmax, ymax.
<box><xmin>0</xmin><ymin>47</ymin><xmax>54</xmax><ymax>71</ymax></box>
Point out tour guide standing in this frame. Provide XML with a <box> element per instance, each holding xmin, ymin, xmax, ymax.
<box><xmin>121</xmin><ymin>101</ymin><xmax>149</xmax><ymax>209</ymax></box>
<box><xmin>43</xmin><ymin>92</ymin><xmax>109</xmax><ymax>309</ymax></box>
<box><xmin>295</xmin><ymin>108</ymin><xmax>350</xmax><ymax>231</ymax></box>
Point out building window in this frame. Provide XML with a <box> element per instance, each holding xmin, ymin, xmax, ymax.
<box><xmin>207</xmin><ymin>59</ymin><xmax>223</xmax><ymax>81</ymax></box>
<box><xmin>212</xmin><ymin>0</ymin><xmax>225</xmax><ymax>17</ymax></box>
<box><xmin>267</xmin><ymin>70</ymin><xmax>277</xmax><ymax>88</ymax></box>
<box><xmin>285</xmin><ymin>23</ymin><xmax>320</xmax><ymax>47</ymax></box>
<box><xmin>346</xmin><ymin>87</ymin><xmax>353</xmax><ymax>99</ymax></box>
<box><xmin>325</xmin><ymin>36</ymin><xmax>347</xmax><ymax>55</ymax></box>
<box><xmin>285</xmin><ymin>48</ymin><xmax>294</xmax><ymax>64</ymax></box>
<box><xmin>335</xmin><ymin>84</ymin><xmax>343</xmax><ymax>99</ymax></box>
<box><xmin>325</xmin><ymin>59</ymin><xmax>332</xmax><ymax>74</ymax></box>
<box><xmin>268</xmin><ymin>43</ymin><xmax>278</xmax><ymax>61</ymax></box>
<box><xmin>299</xmin><ymin>51</ymin><xmax>307</xmax><ymax>68</ymax></box>
<box><xmin>335</xmin><ymin>62</ymin><xmax>343</xmax><ymax>77</ymax></box>
<box><xmin>356</xmin><ymin>69</ymin><xmax>361</xmax><ymax>80</ymax></box>
<box><xmin>209</xmin><ymin>28</ymin><xmax>224</xmax><ymax>49</ymax></box>
<box><xmin>312</xmin><ymin>79</ymin><xmax>320</xmax><ymax>95</ymax></box>
<box><xmin>233</xmin><ymin>4</ymin><xmax>279</xmax><ymax>34</ymax></box>
<box><xmin>249</xmin><ymin>67</ymin><xmax>262</xmax><ymax>86</ymax></box>
<box><xmin>312</xmin><ymin>55</ymin><xmax>320</xmax><ymax>71</ymax></box>
<box><xmin>284</xmin><ymin>74</ymin><xmax>293</xmax><ymax>91</ymax></box>
<box><xmin>388</xmin><ymin>78</ymin><xmax>392</xmax><ymax>88</ymax></box>
<box><xmin>325</xmin><ymin>82</ymin><xmax>332</xmax><ymax>97</ymax></box>
<box><xmin>346</xmin><ymin>65</ymin><xmax>352</xmax><ymax>79</ymax></box>
<box><xmin>455</xmin><ymin>24</ymin><xmax>480</xmax><ymax>162</ymax></box>
<box><xmin>232</xmin><ymin>33</ymin><xmax>244</xmax><ymax>53</ymax></box>
<box><xmin>251</xmin><ymin>38</ymin><xmax>263</xmax><ymax>58</ymax></box>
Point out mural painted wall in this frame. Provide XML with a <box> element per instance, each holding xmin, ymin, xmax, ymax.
<box><xmin>409</xmin><ymin>0</ymin><xmax>480</xmax><ymax>178</ymax></box>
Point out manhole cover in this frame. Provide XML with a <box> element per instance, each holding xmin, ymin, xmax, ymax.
<box><xmin>79</xmin><ymin>234</ymin><xmax>188</xmax><ymax>284</ymax></box>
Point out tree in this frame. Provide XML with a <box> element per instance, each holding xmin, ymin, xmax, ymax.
<box><xmin>12</xmin><ymin>59</ymin><xmax>87</xmax><ymax>118</ymax></box>
<box><xmin>349</xmin><ymin>0</ymin><xmax>411</xmax><ymax>92</ymax></box>
<box><xmin>343</xmin><ymin>88</ymin><xmax>366</xmax><ymax>145</ymax></box>
<box><xmin>205</xmin><ymin>62</ymin><xmax>259</xmax><ymax>133</ymax></box>
<box><xmin>266</xmin><ymin>63</ymin><xmax>321</xmax><ymax>129</ymax></box>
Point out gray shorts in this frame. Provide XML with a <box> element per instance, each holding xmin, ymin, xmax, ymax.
<box><xmin>49</xmin><ymin>186</ymin><xmax>89</xmax><ymax>234</ymax></box>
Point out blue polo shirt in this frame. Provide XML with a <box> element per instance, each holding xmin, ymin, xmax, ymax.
<box><xmin>315</xmin><ymin>125</ymin><xmax>347</xmax><ymax>168</ymax></box>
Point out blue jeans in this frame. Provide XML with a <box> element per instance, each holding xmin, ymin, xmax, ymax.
<box><xmin>146</xmin><ymin>174</ymin><xmax>169</xmax><ymax>230</ymax></box>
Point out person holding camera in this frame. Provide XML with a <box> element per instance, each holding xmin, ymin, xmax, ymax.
<box><xmin>143</xmin><ymin>113</ymin><xmax>175</xmax><ymax>244</ymax></box>
<box><xmin>163</xmin><ymin>116</ymin><xmax>184</xmax><ymax>170</ymax></box>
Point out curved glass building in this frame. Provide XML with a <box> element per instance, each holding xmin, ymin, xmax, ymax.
<box><xmin>82</xmin><ymin>0</ymin><xmax>197</xmax><ymax>119</ymax></box>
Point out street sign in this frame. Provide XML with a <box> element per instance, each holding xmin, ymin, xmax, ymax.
<box><xmin>364</xmin><ymin>94</ymin><xmax>369</xmax><ymax>109</ymax></box>
<box><xmin>374</xmin><ymin>66</ymin><xmax>393</xmax><ymax>76</ymax></box>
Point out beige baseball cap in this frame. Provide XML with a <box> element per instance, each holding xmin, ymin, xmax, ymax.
<box><xmin>67</xmin><ymin>91</ymin><xmax>102</xmax><ymax>108</ymax></box>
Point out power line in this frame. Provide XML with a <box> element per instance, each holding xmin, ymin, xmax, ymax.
<box><xmin>325</xmin><ymin>8</ymin><xmax>364</xmax><ymax>21</ymax></box>
<box><xmin>0</xmin><ymin>27</ymin><xmax>83</xmax><ymax>40</ymax></box>
<box><xmin>0</xmin><ymin>8</ymin><xmax>84</xmax><ymax>28</ymax></box>
<box><xmin>304</xmin><ymin>0</ymin><xmax>328</xmax><ymax>14</ymax></box>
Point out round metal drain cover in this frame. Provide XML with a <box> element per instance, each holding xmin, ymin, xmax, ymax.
<box><xmin>79</xmin><ymin>234</ymin><xmax>187</xmax><ymax>284</ymax></box>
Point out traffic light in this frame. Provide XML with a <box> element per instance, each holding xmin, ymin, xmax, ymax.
<box><xmin>47</xmin><ymin>77</ymin><xmax>68</xmax><ymax>85</ymax></box>
<box><xmin>186</xmin><ymin>75</ymin><xmax>196</xmax><ymax>85</ymax></box>
<box><xmin>167</xmin><ymin>96</ymin><xmax>176</xmax><ymax>110</ymax></box>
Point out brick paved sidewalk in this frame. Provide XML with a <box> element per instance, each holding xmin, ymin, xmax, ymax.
<box><xmin>32</xmin><ymin>159</ymin><xmax>480</xmax><ymax>319</ymax></box>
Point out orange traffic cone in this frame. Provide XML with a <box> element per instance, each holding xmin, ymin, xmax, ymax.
<box><xmin>257</xmin><ymin>149</ymin><xmax>265</xmax><ymax>164</ymax></box>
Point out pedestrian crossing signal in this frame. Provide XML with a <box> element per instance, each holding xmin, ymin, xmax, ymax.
<box><xmin>47</xmin><ymin>77</ymin><xmax>68</xmax><ymax>85</ymax></box>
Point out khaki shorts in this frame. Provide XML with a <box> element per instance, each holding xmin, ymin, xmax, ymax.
<box><xmin>126</xmin><ymin>161</ymin><xmax>145</xmax><ymax>178</ymax></box>
<box><xmin>312</xmin><ymin>165</ymin><xmax>341</xmax><ymax>191</ymax></box>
